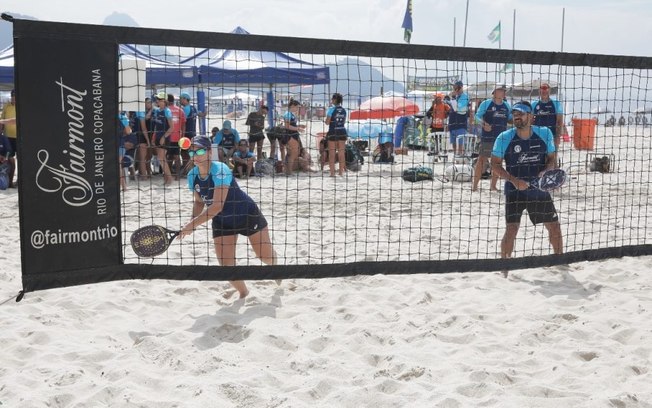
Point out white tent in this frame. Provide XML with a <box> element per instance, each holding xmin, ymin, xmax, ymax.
<box><xmin>466</xmin><ymin>81</ymin><xmax>496</xmax><ymax>100</ymax></box>
<box><xmin>511</xmin><ymin>79</ymin><xmax>559</xmax><ymax>98</ymax></box>
<box><xmin>209</xmin><ymin>91</ymin><xmax>262</xmax><ymax>103</ymax></box>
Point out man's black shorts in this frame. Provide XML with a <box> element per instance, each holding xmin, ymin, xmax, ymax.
<box><xmin>249</xmin><ymin>132</ymin><xmax>265</xmax><ymax>144</ymax></box>
<box><xmin>505</xmin><ymin>190</ymin><xmax>559</xmax><ymax>225</ymax></box>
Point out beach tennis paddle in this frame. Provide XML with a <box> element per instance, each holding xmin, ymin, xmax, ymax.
<box><xmin>531</xmin><ymin>168</ymin><xmax>566</xmax><ymax>192</ymax></box>
<box><xmin>130</xmin><ymin>225</ymin><xmax>180</xmax><ymax>257</ymax></box>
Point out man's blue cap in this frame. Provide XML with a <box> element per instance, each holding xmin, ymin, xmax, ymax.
<box><xmin>180</xmin><ymin>92</ymin><xmax>191</xmax><ymax>100</ymax></box>
<box><xmin>512</xmin><ymin>102</ymin><xmax>532</xmax><ymax>114</ymax></box>
<box><xmin>454</xmin><ymin>80</ymin><xmax>463</xmax><ymax>87</ymax></box>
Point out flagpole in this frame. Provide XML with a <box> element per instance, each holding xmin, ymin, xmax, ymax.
<box><xmin>463</xmin><ymin>0</ymin><xmax>469</xmax><ymax>47</ymax></box>
<box><xmin>462</xmin><ymin>0</ymin><xmax>469</xmax><ymax>81</ymax></box>
<box><xmin>511</xmin><ymin>9</ymin><xmax>516</xmax><ymax>94</ymax></box>
<box><xmin>561</xmin><ymin>7</ymin><xmax>566</xmax><ymax>52</ymax></box>
<box><xmin>498</xmin><ymin>20</ymin><xmax>501</xmax><ymax>84</ymax></box>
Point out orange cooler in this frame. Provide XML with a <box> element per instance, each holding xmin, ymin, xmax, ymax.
<box><xmin>572</xmin><ymin>118</ymin><xmax>597</xmax><ymax>150</ymax></box>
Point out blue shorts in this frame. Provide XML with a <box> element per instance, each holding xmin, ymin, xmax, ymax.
<box><xmin>449</xmin><ymin>128</ymin><xmax>466</xmax><ymax>145</ymax></box>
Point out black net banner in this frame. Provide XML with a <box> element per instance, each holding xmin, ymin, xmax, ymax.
<box><xmin>15</xmin><ymin>35</ymin><xmax>121</xmax><ymax>292</ymax></box>
<box><xmin>10</xmin><ymin>18</ymin><xmax>652</xmax><ymax>295</ymax></box>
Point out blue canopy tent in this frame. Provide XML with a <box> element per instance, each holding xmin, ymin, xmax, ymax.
<box><xmin>189</xmin><ymin>27</ymin><xmax>330</xmax><ymax>129</ymax></box>
<box><xmin>0</xmin><ymin>44</ymin><xmax>199</xmax><ymax>88</ymax></box>
<box><xmin>118</xmin><ymin>44</ymin><xmax>198</xmax><ymax>86</ymax></box>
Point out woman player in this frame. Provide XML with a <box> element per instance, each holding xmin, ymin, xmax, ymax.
<box><xmin>178</xmin><ymin>136</ymin><xmax>277</xmax><ymax>298</ymax></box>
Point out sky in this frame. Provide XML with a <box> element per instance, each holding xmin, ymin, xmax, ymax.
<box><xmin>1</xmin><ymin>0</ymin><xmax>652</xmax><ymax>57</ymax></box>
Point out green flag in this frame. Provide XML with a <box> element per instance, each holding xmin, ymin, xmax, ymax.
<box><xmin>487</xmin><ymin>22</ymin><xmax>501</xmax><ymax>43</ymax></box>
<box><xmin>500</xmin><ymin>63</ymin><xmax>514</xmax><ymax>73</ymax></box>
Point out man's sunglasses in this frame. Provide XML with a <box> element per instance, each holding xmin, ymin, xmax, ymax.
<box><xmin>189</xmin><ymin>148</ymin><xmax>207</xmax><ymax>157</ymax></box>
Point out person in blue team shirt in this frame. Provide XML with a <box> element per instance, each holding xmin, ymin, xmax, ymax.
<box><xmin>491</xmin><ymin>101</ymin><xmax>563</xmax><ymax>267</ymax></box>
<box><xmin>179</xmin><ymin>136</ymin><xmax>277</xmax><ymax>299</ymax></box>
<box><xmin>117</xmin><ymin>112</ymin><xmax>136</xmax><ymax>191</ymax></box>
<box><xmin>531</xmin><ymin>82</ymin><xmax>564</xmax><ymax>151</ymax></box>
<box><xmin>283</xmin><ymin>100</ymin><xmax>306</xmax><ymax>175</ymax></box>
<box><xmin>231</xmin><ymin>139</ymin><xmax>256</xmax><ymax>178</ymax></box>
<box><xmin>324</xmin><ymin>93</ymin><xmax>347</xmax><ymax>177</ymax></box>
<box><xmin>180</xmin><ymin>92</ymin><xmax>199</xmax><ymax>175</ymax></box>
<box><xmin>213</xmin><ymin>120</ymin><xmax>241</xmax><ymax>163</ymax></box>
<box><xmin>146</xmin><ymin>92</ymin><xmax>174</xmax><ymax>185</ymax></box>
<box><xmin>473</xmin><ymin>84</ymin><xmax>512</xmax><ymax>191</ymax></box>
<box><xmin>448</xmin><ymin>80</ymin><xmax>470</xmax><ymax>156</ymax></box>
<box><xmin>136</xmin><ymin>97</ymin><xmax>152</xmax><ymax>180</ymax></box>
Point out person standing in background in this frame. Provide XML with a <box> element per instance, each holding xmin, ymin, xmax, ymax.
<box><xmin>425</xmin><ymin>94</ymin><xmax>450</xmax><ymax>156</ymax></box>
<box><xmin>180</xmin><ymin>92</ymin><xmax>199</xmax><ymax>175</ymax></box>
<box><xmin>531</xmin><ymin>82</ymin><xmax>564</xmax><ymax>152</ymax></box>
<box><xmin>324</xmin><ymin>93</ymin><xmax>347</xmax><ymax>177</ymax></box>
<box><xmin>0</xmin><ymin>89</ymin><xmax>17</xmax><ymax>187</ymax></box>
<box><xmin>283</xmin><ymin>100</ymin><xmax>305</xmax><ymax>175</ymax></box>
<box><xmin>135</xmin><ymin>97</ymin><xmax>152</xmax><ymax>180</ymax></box>
<box><xmin>473</xmin><ymin>84</ymin><xmax>512</xmax><ymax>192</ymax></box>
<box><xmin>166</xmin><ymin>94</ymin><xmax>186</xmax><ymax>180</ymax></box>
<box><xmin>146</xmin><ymin>92</ymin><xmax>174</xmax><ymax>185</ymax></box>
<box><xmin>246</xmin><ymin>105</ymin><xmax>268</xmax><ymax>160</ymax></box>
<box><xmin>448</xmin><ymin>80</ymin><xmax>470</xmax><ymax>156</ymax></box>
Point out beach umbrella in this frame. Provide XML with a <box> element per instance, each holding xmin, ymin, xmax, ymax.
<box><xmin>349</xmin><ymin>95</ymin><xmax>419</xmax><ymax>120</ymax></box>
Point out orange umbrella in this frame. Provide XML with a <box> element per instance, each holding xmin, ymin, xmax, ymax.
<box><xmin>350</xmin><ymin>96</ymin><xmax>420</xmax><ymax>120</ymax></box>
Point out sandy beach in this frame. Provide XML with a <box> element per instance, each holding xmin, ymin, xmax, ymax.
<box><xmin>1</xmin><ymin>123</ymin><xmax>652</xmax><ymax>407</ymax></box>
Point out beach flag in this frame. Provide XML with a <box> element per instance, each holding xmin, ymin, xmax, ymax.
<box><xmin>487</xmin><ymin>22</ymin><xmax>501</xmax><ymax>43</ymax></box>
<box><xmin>402</xmin><ymin>0</ymin><xmax>413</xmax><ymax>44</ymax></box>
<box><xmin>500</xmin><ymin>63</ymin><xmax>514</xmax><ymax>73</ymax></box>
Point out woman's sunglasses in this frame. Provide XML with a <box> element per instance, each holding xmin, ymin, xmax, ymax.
<box><xmin>189</xmin><ymin>148</ymin><xmax>207</xmax><ymax>157</ymax></box>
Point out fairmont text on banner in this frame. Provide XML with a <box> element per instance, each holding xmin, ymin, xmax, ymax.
<box><xmin>15</xmin><ymin>36</ymin><xmax>121</xmax><ymax>292</ymax></box>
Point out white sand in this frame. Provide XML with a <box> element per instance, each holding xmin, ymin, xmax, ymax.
<box><xmin>1</xmin><ymin>124</ymin><xmax>652</xmax><ymax>407</ymax></box>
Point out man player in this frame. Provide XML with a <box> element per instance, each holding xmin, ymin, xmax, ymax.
<box><xmin>491</xmin><ymin>101</ymin><xmax>563</xmax><ymax>271</ymax></box>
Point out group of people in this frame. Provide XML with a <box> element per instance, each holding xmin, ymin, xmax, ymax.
<box><xmin>471</xmin><ymin>82</ymin><xmax>563</xmax><ymax>192</ymax></box>
<box><xmin>116</xmin><ymin>86</ymin><xmax>565</xmax><ymax>296</ymax></box>
<box><xmin>118</xmin><ymin>91</ymin><xmax>202</xmax><ymax>189</ymax></box>
<box><xmin>206</xmin><ymin>95</ymin><xmax>350</xmax><ymax>178</ymax></box>
<box><xmin>436</xmin><ymin>80</ymin><xmax>564</xmax><ymax>265</ymax></box>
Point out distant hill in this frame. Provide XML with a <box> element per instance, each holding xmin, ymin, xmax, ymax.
<box><xmin>0</xmin><ymin>12</ymin><xmax>38</xmax><ymax>50</ymax></box>
<box><xmin>326</xmin><ymin>57</ymin><xmax>405</xmax><ymax>98</ymax></box>
<box><xmin>102</xmin><ymin>12</ymin><xmax>140</xmax><ymax>28</ymax></box>
<box><xmin>302</xmin><ymin>58</ymin><xmax>405</xmax><ymax>105</ymax></box>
